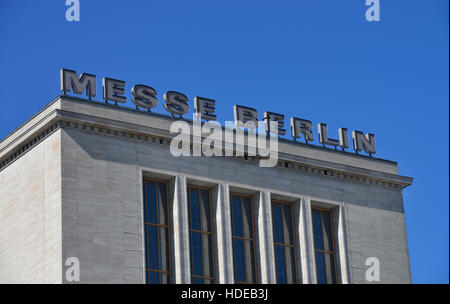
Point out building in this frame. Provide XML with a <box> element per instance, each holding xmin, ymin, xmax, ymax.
<box><xmin>0</xmin><ymin>94</ymin><xmax>413</xmax><ymax>284</ymax></box>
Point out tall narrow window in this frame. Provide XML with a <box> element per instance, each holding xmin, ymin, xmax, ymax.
<box><xmin>311</xmin><ymin>207</ymin><xmax>337</xmax><ymax>284</ymax></box>
<box><xmin>271</xmin><ymin>200</ymin><xmax>299</xmax><ymax>284</ymax></box>
<box><xmin>143</xmin><ymin>178</ymin><xmax>171</xmax><ymax>284</ymax></box>
<box><xmin>188</xmin><ymin>185</ymin><xmax>215</xmax><ymax>284</ymax></box>
<box><xmin>231</xmin><ymin>193</ymin><xmax>257</xmax><ymax>283</ymax></box>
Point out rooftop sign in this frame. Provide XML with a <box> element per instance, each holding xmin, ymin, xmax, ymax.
<box><xmin>60</xmin><ymin>68</ymin><xmax>376</xmax><ymax>155</ymax></box>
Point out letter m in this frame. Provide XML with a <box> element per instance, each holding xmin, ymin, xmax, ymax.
<box><xmin>60</xmin><ymin>68</ymin><xmax>96</xmax><ymax>98</ymax></box>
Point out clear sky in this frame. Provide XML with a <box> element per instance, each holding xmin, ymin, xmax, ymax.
<box><xmin>0</xmin><ymin>0</ymin><xmax>448</xmax><ymax>283</ymax></box>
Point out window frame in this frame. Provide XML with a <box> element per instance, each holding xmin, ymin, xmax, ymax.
<box><xmin>230</xmin><ymin>192</ymin><xmax>258</xmax><ymax>284</ymax></box>
<box><xmin>143</xmin><ymin>177</ymin><xmax>172</xmax><ymax>284</ymax></box>
<box><xmin>271</xmin><ymin>199</ymin><xmax>300</xmax><ymax>284</ymax></box>
<box><xmin>187</xmin><ymin>184</ymin><xmax>216</xmax><ymax>284</ymax></box>
<box><xmin>311</xmin><ymin>206</ymin><xmax>338</xmax><ymax>284</ymax></box>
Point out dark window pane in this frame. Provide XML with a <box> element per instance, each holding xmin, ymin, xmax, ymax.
<box><xmin>232</xmin><ymin>195</ymin><xmax>243</xmax><ymax>237</ymax></box>
<box><xmin>145</xmin><ymin>181</ymin><xmax>157</xmax><ymax>224</ymax></box>
<box><xmin>273</xmin><ymin>202</ymin><xmax>298</xmax><ymax>284</ymax></box>
<box><xmin>147</xmin><ymin>225</ymin><xmax>159</xmax><ymax>270</ymax></box>
<box><xmin>147</xmin><ymin>270</ymin><xmax>159</xmax><ymax>284</ymax></box>
<box><xmin>189</xmin><ymin>188</ymin><xmax>201</xmax><ymax>231</ymax></box>
<box><xmin>312</xmin><ymin>209</ymin><xmax>324</xmax><ymax>250</ymax></box>
<box><xmin>272</xmin><ymin>204</ymin><xmax>284</xmax><ymax>244</ymax></box>
<box><xmin>157</xmin><ymin>182</ymin><xmax>167</xmax><ymax>225</ymax></box>
<box><xmin>143</xmin><ymin>179</ymin><xmax>171</xmax><ymax>284</ymax></box>
<box><xmin>312</xmin><ymin>208</ymin><xmax>337</xmax><ymax>284</ymax></box>
<box><xmin>275</xmin><ymin>245</ymin><xmax>287</xmax><ymax>284</ymax></box>
<box><xmin>193</xmin><ymin>277</ymin><xmax>203</xmax><ymax>284</ymax></box>
<box><xmin>189</xmin><ymin>186</ymin><xmax>214</xmax><ymax>283</ymax></box>
<box><xmin>232</xmin><ymin>194</ymin><xmax>257</xmax><ymax>284</ymax></box>
<box><xmin>200</xmin><ymin>189</ymin><xmax>211</xmax><ymax>232</ymax></box>
<box><xmin>234</xmin><ymin>239</ymin><xmax>246</xmax><ymax>282</ymax></box>
<box><xmin>191</xmin><ymin>232</ymin><xmax>203</xmax><ymax>276</ymax></box>
<box><xmin>315</xmin><ymin>251</ymin><xmax>327</xmax><ymax>284</ymax></box>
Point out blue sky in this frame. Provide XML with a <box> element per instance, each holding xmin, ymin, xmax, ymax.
<box><xmin>0</xmin><ymin>0</ymin><xmax>448</xmax><ymax>283</ymax></box>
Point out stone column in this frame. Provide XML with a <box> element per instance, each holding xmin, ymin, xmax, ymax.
<box><xmin>254</xmin><ymin>191</ymin><xmax>276</xmax><ymax>283</ymax></box>
<box><xmin>169</xmin><ymin>175</ymin><xmax>190</xmax><ymax>283</ymax></box>
<box><xmin>336</xmin><ymin>203</ymin><xmax>351</xmax><ymax>284</ymax></box>
<box><xmin>212</xmin><ymin>183</ymin><xmax>234</xmax><ymax>283</ymax></box>
<box><xmin>297</xmin><ymin>197</ymin><xmax>316</xmax><ymax>283</ymax></box>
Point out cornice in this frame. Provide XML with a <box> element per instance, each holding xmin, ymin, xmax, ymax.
<box><xmin>0</xmin><ymin>108</ymin><xmax>413</xmax><ymax>190</ymax></box>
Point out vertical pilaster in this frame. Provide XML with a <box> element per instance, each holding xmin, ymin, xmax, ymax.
<box><xmin>292</xmin><ymin>198</ymin><xmax>302</xmax><ymax>283</ymax></box>
<box><xmin>212</xmin><ymin>183</ymin><xmax>234</xmax><ymax>283</ymax></box>
<box><xmin>336</xmin><ymin>204</ymin><xmax>351</xmax><ymax>284</ymax></box>
<box><xmin>297</xmin><ymin>197</ymin><xmax>316</xmax><ymax>283</ymax></box>
<box><xmin>254</xmin><ymin>191</ymin><xmax>276</xmax><ymax>283</ymax></box>
<box><xmin>169</xmin><ymin>175</ymin><xmax>190</xmax><ymax>283</ymax></box>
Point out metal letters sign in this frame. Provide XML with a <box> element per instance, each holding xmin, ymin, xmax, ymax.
<box><xmin>60</xmin><ymin>68</ymin><xmax>377</xmax><ymax>155</ymax></box>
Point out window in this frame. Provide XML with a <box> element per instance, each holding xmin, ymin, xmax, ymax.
<box><xmin>188</xmin><ymin>185</ymin><xmax>215</xmax><ymax>283</ymax></box>
<box><xmin>230</xmin><ymin>193</ymin><xmax>257</xmax><ymax>283</ymax></box>
<box><xmin>271</xmin><ymin>200</ymin><xmax>299</xmax><ymax>284</ymax></box>
<box><xmin>143</xmin><ymin>178</ymin><xmax>171</xmax><ymax>284</ymax></box>
<box><xmin>311</xmin><ymin>207</ymin><xmax>337</xmax><ymax>284</ymax></box>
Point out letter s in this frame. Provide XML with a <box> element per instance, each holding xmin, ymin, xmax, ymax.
<box><xmin>131</xmin><ymin>85</ymin><xmax>158</xmax><ymax>110</ymax></box>
<box><xmin>164</xmin><ymin>91</ymin><xmax>189</xmax><ymax>116</ymax></box>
